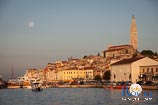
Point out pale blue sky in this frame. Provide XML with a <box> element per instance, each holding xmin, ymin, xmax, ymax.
<box><xmin>0</xmin><ymin>0</ymin><xmax>158</xmax><ymax>79</ymax></box>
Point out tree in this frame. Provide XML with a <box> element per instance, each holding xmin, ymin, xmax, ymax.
<box><xmin>83</xmin><ymin>55</ymin><xmax>87</xmax><ymax>59</ymax></box>
<box><xmin>94</xmin><ymin>75</ymin><xmax>102</xmax><ymax>81</ymax></box>
<box><xmin>103</xmin><ymin>70</ymin><xmax>111</xmax><ymax>80</ymax></box>
<box><xmin>141</xmin><ymin>50</ymin><xmax>154</xmax><ymax>57</ymax></box>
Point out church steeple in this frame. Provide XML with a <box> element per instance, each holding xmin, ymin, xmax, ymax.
<box><xmin>130</xmin><ymin>15</ymin><xmax>138</xmax><ymax>50</ymax></box>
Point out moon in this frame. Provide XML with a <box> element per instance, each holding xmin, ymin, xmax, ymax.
<box><xmin>28</xmin><ymin>21</ymin><xmax>35</xmax><ymax>28</ymax></box>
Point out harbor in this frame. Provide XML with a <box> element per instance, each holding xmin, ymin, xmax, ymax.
<box><xmin>0</xmin><ymin>88</ymin><xmax>158</xmax><ymax>105</ymax></box>
<box><xmin>0</xmin><ymin>0</ymin><xmax>158</xmax><ymax>105</ymax></box>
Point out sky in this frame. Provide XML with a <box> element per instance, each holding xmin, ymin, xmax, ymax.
<box><xmin>0</xmin><ymin>0</ymin><xmax>158</xmax><ymax>79</ymax></box>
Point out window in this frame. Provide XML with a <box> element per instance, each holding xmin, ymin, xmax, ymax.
<box><xmin>156</xmin><ymin>68</ymin><xmax>158</xmax><ymax>72</ymax></box>
<box><xmin>147</xmin><ymin>68</ymin><xmax>149</xmax><ymax>73</ymax></box>
<box><xmin>114</xmin><ymin>74</ymin><xmax>116</xmax><ymax>79</ymax></box>
<box><xmin>142</xmin><ymin>69</ymin><xmax>145</xmax><ymax>73</ymax></box>
<box><xmin>151</xmin><ymin>68</ymin><xmax>153</xmax><ymax>73</ymax></box>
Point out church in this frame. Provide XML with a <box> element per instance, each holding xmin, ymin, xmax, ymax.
<box><xmin>103</xmin><ymin>15</ymin><xmax>138</xmax><ymax>63</ymax></box>
<box><xmin>108</xmin><ymin>16</ymin><xmax>158</xmax><ymax>83</ymax></box>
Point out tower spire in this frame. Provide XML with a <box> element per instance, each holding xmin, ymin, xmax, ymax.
<box><xmin>130</xmin><ymin>15</ymin><xmax>138</xmax><ymax>50</ymax></box>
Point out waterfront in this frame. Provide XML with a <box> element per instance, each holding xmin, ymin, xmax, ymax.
<box><xmin>0</xmin><ymin>88</ymin><xmax>158</xmax><ymax>105</ymax></box>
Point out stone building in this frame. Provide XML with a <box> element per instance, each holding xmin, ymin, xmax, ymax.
<box><xmin>102</xmin><ymin>15</ymin><xmax>138</xmax><ymax>63</ymax></box>
<box><xmin>103</xmin><ymin>45</ymin><xmax>136</xmax><ymax>61</ymax></box>
<box><xmin>111</xmin><ymin>57</ymin><xmax>158</xmax><ymax>83</ymax></box>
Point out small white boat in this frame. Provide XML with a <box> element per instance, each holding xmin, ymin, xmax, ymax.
<box><xmin>30</xmin><ymin>79</ymin><xmax>43</xmax><ymax>92</ymax></box>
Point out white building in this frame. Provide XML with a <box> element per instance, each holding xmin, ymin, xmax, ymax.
<box><xmin>111</xmin><ymin>57</ymin><xmax>158</xmax><ymax>83</ymax></box>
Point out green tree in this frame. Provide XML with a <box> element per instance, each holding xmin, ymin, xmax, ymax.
<box><xmin>94</xmin><ymin>75</ymin><xmax>102</xmax><ymax>81</ymax></box>
<box><xmin>83</xmin><ymin>55</ymin><xmax>87</xmax><ymax>59</ymax></box>
<box><xmin>141</xmin><ymin>50</ymin><xmax>154</xmax><ymax>57</ymax></box>
<box><xmin>103</xmin><ymin>70</ymin><xmax>111</xmax><ymax>80</ymax></box>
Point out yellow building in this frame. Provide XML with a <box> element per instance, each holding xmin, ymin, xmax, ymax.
<box><xmin>57</xmin><ymin>69</ymin><xmax>93</xmax><ymax>81</ymax></box>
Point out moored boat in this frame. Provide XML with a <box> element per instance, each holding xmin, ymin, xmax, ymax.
<box><xmin>30</xmin><ymin>79</ymin><xmax>43</xmax><ymax>92</ymax></box>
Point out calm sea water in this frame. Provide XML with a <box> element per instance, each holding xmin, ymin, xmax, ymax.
<box><xmin>0</xmin><ymin>88</ymin><xmax>158</xmax><ymax>105</ymax></box>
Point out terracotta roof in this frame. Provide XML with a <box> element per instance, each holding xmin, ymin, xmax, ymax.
<box><xmin>105</xmin><ymin>48</ymin><xmax>126</xmax><ymax>52</ymax></box>
<box><xmin>111</xmin><ymin>57</ymin><xmax>144</xmax><ymax>65</ymax></box>
<box><xmin>108</xmin><ymin>44</ymin><xmax>131</xmax><ymax>49</ymax></box>
<box><xmin>103</xmin><ymin>44</ymin><xmax>133</xmax><ymax>52</ymax></box>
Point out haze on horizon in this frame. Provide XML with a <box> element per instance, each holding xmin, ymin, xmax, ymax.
<box><xmin>0</xmin><ymin>0</ymin><xmax>158</xmax><ymax>79</ymax></box>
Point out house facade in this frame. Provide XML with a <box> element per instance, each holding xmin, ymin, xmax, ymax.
<box><xmin>111</xmin><ymin>57</ymin><xmax>158</xmax><ymax>83</ymax></box>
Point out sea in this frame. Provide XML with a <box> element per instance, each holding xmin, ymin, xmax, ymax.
<box><xmin>0</xmin><ymin>88</ymin><xmax>158</xmax><ymax>105</ymax></box>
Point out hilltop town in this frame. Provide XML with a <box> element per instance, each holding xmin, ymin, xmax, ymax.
<box><xmin>2</xmin><ymin>15</ymin><xmax>158</xmax><ymax>89</ymax></box>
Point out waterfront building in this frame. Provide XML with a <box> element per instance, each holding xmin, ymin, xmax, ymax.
<box><xmin>57</xmin><ymin>69</ymin><xmax>94</xmax><ymax>81</ymax></box>
<box><xmin>46</xmin><ymin>70</ymin><xmax>58</xmax><ymax>82</ymax></box>
<box><xmin>139</xmin><ymin>65</ymin><xmax>158</xmax><ymax>83</ymax></box>
<box><xmin>23</xmin><ymin>68</ymin><xmax>44</xmax><ymax>83</ymax></box>
<box><xmin>111</xmin><ymin>57</ymin><xmax>158</xmax><ymax>83</ymax></box>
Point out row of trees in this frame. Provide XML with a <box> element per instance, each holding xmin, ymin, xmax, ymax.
<box><xmin>141</xmin><ymin>50</ymin><xmax>158</xmax><ymax>58</ymax></box>
<box><xmin>94</xmin><ymin>70</ymin><xmax>111</xmax><ymax>81</ymax></box>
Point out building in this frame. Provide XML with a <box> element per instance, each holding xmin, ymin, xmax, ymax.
<box><xmin>57</xmin><ymin>69</ymin><xmax>94</xmax><ymax>81</ymax></box>
<box><xmin>102</xmin><ymin>15</ymin><xmax>138</xmax><ymax>62</ymax></box>
<box><xmin>23</xmin><ymin>68</ymin><xmax>44</xmax><ymax>82</ymax></box>
<box><xmin>46</xmin><ymin>70</ymin><xmax>58</xmax><ymax>82</ymax></box>
<box><xmin>111</xmin><ymin>57</ymin><xmax>158</xmax><ymax>83</ymax></box>
<box><xmin>139</xmin><ymin>65</ymin><xmax>158</xmax><ymax>82</ymax></box>
<box><xmin>103</xmin><ymin>44</ymin><xmax>136</xmax><ymax>60</ymax></box>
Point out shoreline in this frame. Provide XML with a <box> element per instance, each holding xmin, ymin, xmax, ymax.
<box><xmin>5</xmin><ymin>85</ymin><xmax>158</xmax><ymax>90</ymax></box>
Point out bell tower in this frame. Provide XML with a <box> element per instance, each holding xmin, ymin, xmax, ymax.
<box><xmin>130</xmin><ymin>15</ymin><xmax>138</xmax><ymax>50</ymax></box>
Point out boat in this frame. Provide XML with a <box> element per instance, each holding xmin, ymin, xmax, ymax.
<box><xmin>31</xmin><ymin>83</ymin><xmax>43</xmax><ymax>91</ymax></box>
<box><xmin>30</xmin><ymin>79</ymin><xmax>43</xmax><ymax>92</ymax></box>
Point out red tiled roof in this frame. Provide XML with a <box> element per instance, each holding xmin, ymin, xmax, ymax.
<box><xmin>105</xmin><ymin>48</ymin><xmax>126</xmax><ymax>52</ymax></box>
<box><xmin>111</xmin><ymin>57</ymin><xmax>144</xmax><ymax>65</ymax></box>
<box><xmin>103</xmin><ymin>44</ymin><xmax>133</xmax><ymax>52</ymax></box>
<box><xmin>108</xmin><ymin>44</ymin><xmax>131</xmax><ymax>49</ymax></box>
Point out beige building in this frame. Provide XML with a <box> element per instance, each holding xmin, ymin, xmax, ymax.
<box><xmin>46</xmin><ymin>70</ymin><xmax>58</xmax><ymax>82</ymax></box>
<box><xmin>140</xmin><ymin>65</ymin><xmax>158</xmax><ymax>82</ymax></box>
<box><xmin>111</xmin><ymin>57</ymin><xmax>158</xmax><ymax>83</ymax></box>
<box><xmin>57</xmin><ymin>69</ymin><xmax>94</xmax><ymax>81</ymax></box>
